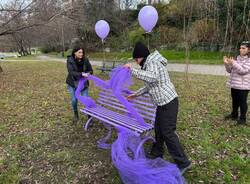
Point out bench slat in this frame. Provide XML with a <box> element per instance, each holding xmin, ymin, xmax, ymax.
<box><xmin>89</xmin><ymin>106</ymin><xmax>152</xmax><ymax>130</ymax></box>
<box><xmin>97</xmin><ymin>99</ymin><xmax>155</xmax><ymax>122</ymax></box>
<box><xmin>101</xmin><ymin>88</ymin><xmax>151</xmax><ymax>97</ymax></box>
<box><xmin>81</xmin><ymin>109</ymin><xmax>141</xmax><ymax>136</ymax></box>
<box><xmin>80</xmin><ymin>86</ymin><xmax>156</xmax><ymax>135</ymax></box>
<box><xmin>98</xmin><ymin>93</ymin><xmax>156</xmax><ymax>114</ymax></box>
<box><xmin>100</xmin><ymin>88</ymin><xmax>151</xmax><ymax>100</ymax></box>
<box><xmin>99</xmin><ymin>91</ymin><xmax>155</xmax><ymax>108</ymax></box>
<box><xmin>97</xmin><ymin>97</ymin><xmax>156</xmax><ymax>120</ymax></box>
<box><xmin>82</xmin><ymin>106</ymin><xmax>153</xmax><ymax>131</ymax></box>
<box><xmin>102</xmin><ymin>89</ymin><xmax>152</xmax><ymax>105</ymax></box>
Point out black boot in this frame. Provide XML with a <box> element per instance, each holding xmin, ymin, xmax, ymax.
<box><xmin>237</xmin><ymin>117</ymin><xmax>246</xmax><ymax>125</ymax></box>
<box><xmin>72</xmin><ymin>111</ymin><xmax>79</xmax><ymax>125</ymax></box>
<box><xmin>224</xmin><ymin>114</ymin><xmax>238</xmax><ymax>121</ymax></box>
<box><xmin>179</xmin><ymin>161</ymin><xmax>192</xmax><ymax>175</ymax></box>
<box><xmin>147</xmin><ymin>143</ymin><xmax>164</xmax><ymax>159</ymax></box>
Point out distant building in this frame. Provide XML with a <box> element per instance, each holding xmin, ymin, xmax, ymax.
<box><xmin>117</xmin><ymin>0</ymin><xmax>170</xmax><ymax>9</ymax></box>
<box><xmin>61</xmin><ymin>0</ymin><xmax>170</xmax><ymax>10</ymax></box>
<box><xmin>146</xmin><ymin>0</ymin><xmax>170</xmax><ymax>3</ymax></box>
<box><xmin>140</xmin><ymin>0</ymin><xmax>171</xmax><ymax>5</ymax></box>
<box><xmin>61</xmin><ymin>0</ymin><xmax>75</xmax><ymax>9</ymax></box>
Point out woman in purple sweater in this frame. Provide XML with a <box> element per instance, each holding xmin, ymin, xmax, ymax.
<box><xmin>224</xmin><ymin>41</ymin><xmax>250</xmax><ymax>125</ymax></box>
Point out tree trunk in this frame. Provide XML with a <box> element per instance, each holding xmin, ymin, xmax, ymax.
<box><xmin>183</xmin><ymin>0</ymin><xmax>194</xmax><ymax>82</ymax></box>
<box><xmin>0</xmin><ymin>65</ymin><xmax>3</xmax><ymax>73</ymax></box>
<box><xmin>228</xmin><ymin>0</ymin><xmax>234</xmax><ymax>53</ymax></box>
<box><xmin>223</xmin><ymin>0</ymin><xmax>230</xmax><ymax>51</ymax></box>
<box><xmin>216</xmin><ymin>2</ymin><xmax>220</xmax><ymax>51</ymax></box>
<box><xmin>28</xmin><ymin>46</ymin><xmax>32</xmax><ymax>55</ymax></box>
<box><xmin>245</xmin><ymin>12</ymin><xmax>250</xmax><ymax>39</ymax></box>
<box><xmin>236</xmin><ymin>0</ymin><xmax>248</xmax><ymax>46</ymax></box>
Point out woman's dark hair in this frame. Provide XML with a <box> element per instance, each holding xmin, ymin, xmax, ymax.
<box><xmin>240</xmin><ymin>41</ymin><xmax>250</xmax><ymax>48</ymax></box>
<box><xmin>240</xmin><ymin>41</ymin><xmax>250</xmax><ymax>57</ymax></box>
<box><xmin>71</xmin><ymin>46</ymin><xmax>85</xmax><ymax>58</ymax></box>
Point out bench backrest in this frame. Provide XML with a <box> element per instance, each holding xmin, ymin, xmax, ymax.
<box><xmin>97</xmin><ymin>88</ymin><xmax>156</xmax><ymax>124</ymax></box>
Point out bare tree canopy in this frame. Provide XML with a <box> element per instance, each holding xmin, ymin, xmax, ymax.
<box><xmin>0</xmin><ymin>0</ymin><xmax>249</xmax><ymax>54</ymax></box>
<box><xmin>0</xmin><ymin>0</ymin><xmax>66</xmax><ymax>36</ymax></box>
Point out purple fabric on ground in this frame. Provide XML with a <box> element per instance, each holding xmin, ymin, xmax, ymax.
<box><xmin>112</xmin><ymin>131</ymin><xmax>186</xmax><ymax>184</ymax></box>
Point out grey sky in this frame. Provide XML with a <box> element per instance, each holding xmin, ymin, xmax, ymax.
<box><xmin>1</xmin><ymin>0</ymin><xmax>31</xmax><ymax>7</ymax></box>
<box><xmin>1</xmin><ymin>0</ymin><xmax>9</xmax><ymax>4</ymax></box>
<box><xmin>1</xmin><ymin>0</ymin><xmax>12</xmax><ymax>6</ymax></box>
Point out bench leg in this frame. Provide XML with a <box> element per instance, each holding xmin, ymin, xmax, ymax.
<box><xmin>134</xmin><ymin>136</ymin><xmax>155</xmax><ymax>160</ymax></box>
<box><xmin>84</xmin><ymin>117</ymin><xmax>94</xmax><ymax>131</ymax></box>
<box><xmin>97</xmin><ymin>123</ymin><xmax>112</xmax><ymax>149</ymax></box>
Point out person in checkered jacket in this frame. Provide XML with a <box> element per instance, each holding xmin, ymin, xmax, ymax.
<box><xmin>124</xmin><ymin>42</ymin><xmax>191</xmax><ymax>175</ymax></box>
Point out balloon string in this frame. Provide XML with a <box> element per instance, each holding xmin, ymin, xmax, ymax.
<box><xmin>102</xmin><ymin>39</ymin><xmax>106</xmax><ymax>67</ymax></box>
<box><xmin>146</xmin><ymin>33</ymin><xmax>150</xmax><ymax>50</ymax></box>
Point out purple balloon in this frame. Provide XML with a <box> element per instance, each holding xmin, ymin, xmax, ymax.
<box><xmin>138</xmin><ymin>6</ymin><xmax>158</xmax><ymax>33</ymax></box>
<box><xmin>95</xmin><ymin>20</ymin><xmax>110</xmax><ymax>40</ymax></box>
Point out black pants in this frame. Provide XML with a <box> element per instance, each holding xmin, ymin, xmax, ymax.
<box><xmin>151</xmin><ymin>98</ymin><xmax>190</xmax><ymax>168</ymax></box>
<box><xmin>231</xmin><ymin>88</ymin><xmax>249</xmax><ymax>120</ymax></box>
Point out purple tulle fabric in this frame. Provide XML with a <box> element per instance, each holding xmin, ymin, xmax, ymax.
<box><xmin>75</xmin><ymin>78</ymin><xmax>97</xmax><ymax>108</ymax></box>
<box><xmin>75</xmin><ymin>66</ymin><xmax>146</xmax><ymax>125</ymax></box>
<box><xmin>112</xmin><ymin>131</ymin><xmax>186</xmax><ymax>184</ymax></box>
<box><xmin>75</xmin><ymin>66</ymin><xmax>186</xmax><ymax>184</ymax></box>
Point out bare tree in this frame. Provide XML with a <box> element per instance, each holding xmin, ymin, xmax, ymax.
<box><xmin>0</xmin><ymin>0</ymin><xmax>36</xmax><ymax>36</ymax></box>
<box><xmin>0</xmin><ymin>0</ymin><xmax>66</xmax><ymax>37</ymax></box>
<box><xmin>123</xmin><ymin>0</ymin><xmax>133</xmax><ymax>9</ymax></box>
<box><xmin>0</xmin><ymin>0</ymin><xmax>71</xmax><ymax>71</ymax></box>
<box><xmin>0</xmin><ymin>0</ymin><xmax>70</xmax><ymax>54</ymax></box>
<box><xmin>63</xmin><ymin>0</ymin><xmax>128</xmax><ymax>50</ymax></box>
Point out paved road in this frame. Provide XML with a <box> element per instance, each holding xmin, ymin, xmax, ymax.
<box><xmin>37</xmin><ymin>55</ymin><xmax>228</xmax><ymax>76</ymax></box>
<box><xmin>2</xmin><ymin>55</ymin><xmax>229</xmax><ymax>76</ymax></box>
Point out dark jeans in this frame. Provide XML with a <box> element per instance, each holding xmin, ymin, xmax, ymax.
<box><xmin>231</xmin><ymin>88</ymin><xmax>249</xmax><ymax>120</ymax></box>
<box><xmin>151</xmin><ymin>98</ymin><xmax>190</xmax><ymax>168</ymax></box>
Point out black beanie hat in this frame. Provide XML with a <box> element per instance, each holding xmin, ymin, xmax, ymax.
<box><xmin>133</xmin><ymin>42</ymin><xmax>150</xmax><ymax>59</ymax></box>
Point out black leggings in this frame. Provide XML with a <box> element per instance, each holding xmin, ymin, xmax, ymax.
<box><xmin>231</xmin><ymin>88</ymin><xmax>249</xmax><ymax>120</ymax></box>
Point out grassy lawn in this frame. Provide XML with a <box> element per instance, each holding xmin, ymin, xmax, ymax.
<box><xmin>47</xmin><ymin>50</ymin><xmax>226</xmax><ymax>65</ymax></box>
<box><xmin>0</xmin><ymin>61</ymin><xmax>249</xmax><ymax>184</ymax></box>
<box><xmin>90</xmin><ymin>50</ymin><xmax>225</xmax><ymax>65</ymax></box>
<box><xmin>88</xmin><ymin>50</ymin><xmax>226</xmax><ymax>65</ymax></box>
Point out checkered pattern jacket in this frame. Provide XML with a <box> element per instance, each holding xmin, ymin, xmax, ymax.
<box><xmin>132</xmin><ymin>50</ymin><xmax>178</xmax><ymax>106</ymax></box>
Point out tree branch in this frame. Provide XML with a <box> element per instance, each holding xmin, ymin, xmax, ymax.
<box><xmin>0</xmin><ymin>0</ymin><xmax>35</xmax><ymax>28</ymax></box>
